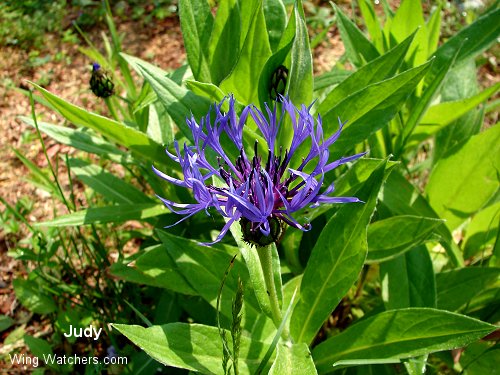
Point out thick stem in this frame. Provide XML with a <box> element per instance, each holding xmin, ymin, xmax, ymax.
<box><xmin>257</xmin><ymin>245</ymin><xmax>282</xmax><ymax>328</ymax></box>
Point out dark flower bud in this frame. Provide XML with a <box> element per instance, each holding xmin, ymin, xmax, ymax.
<box><xmin>240</xmin><ymin>216</ymin><xmax>283</xmax><ymax>247</ymax></box>
<box><xmin>89</xmin><ymin>62</ymin><xmax>114</xmax><ymax>98</ymax></box>
<box><xmin>269</xmin><ymin>65</ymin><xmax>288</xmax><ymax>100</ymax></box>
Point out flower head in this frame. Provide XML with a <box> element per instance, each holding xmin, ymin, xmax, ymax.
<box><xmin>89</xmin><ymin>62</ymin><xmax>114</xmax><ymax>98</ymax></box>
<box><xmin>154</xmin><ymin>96</ymin><xmax>364</xmax><ymax>246</ymax></box>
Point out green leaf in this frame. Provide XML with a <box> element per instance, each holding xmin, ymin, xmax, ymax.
<box><xmin>157</xmin><ymin>231</ymin><xmax>267</xmax><ymax>332</ymax></box>
<box><xmin>263</xmin><ymin>0</ymin><xmax>287</xmax><ymax>52</ymax></box>
<box><xmin>333</xmin><ymin>3</ymin><xmax>379</xmax><ymax>67</ymax></box>
<box><xmin>186</xmin><ymin>80</ymin><xmax>228</xmax><ymax>105</ymax></box>
<box><xmin>436</xmin><ymin>267</ymin><xmax>500</xmax><ymax>312</ymax></box>
<box><xmin>30</xmin><ymin>83</ymin><xmax>166</xmax><ymax>164</ymax></box>
<box><xmin>133</xmin><ymin>244</ymin><xmax>197</xmax><ymax>295</ymax></box>
<box><xmin>36</xmin><ymin>203</ymin><xmax>167</xmax><ymax>227</ymax></box>
<box><xmin>313</xmin><ymin>69</ymin><xmax>351</xmax><ymax>91</ymax></box>
<box><xmin>257</xmin><ymin>6</ymin><xmax>295</xmax><ymax>107</ymax></box>
<box><xmin>318</xmin><ymin>31</ymin><xmax>416</xmax><ymax>113</ymax></box>
<box><xmin>220</xmin><ymin>1</ymin><xmax>272</xmax><ymax>104</ymax></box>
<box><xmin>291</xmin><ymin>160</ymin><xmax>388</xmax><ymax>344</ymax></box>
<box><xmin>305</xmin><ymin>158</ymin><xmax>399</xmax><ymax>223</ymax></box>
<box><xmin>380</xmin><ymin>170</ymin><xmax>464</xmax><ymax>266</ymax></box>
<box><xmin>13</xmin><ymin>279</ymin><xmax>56</xmax><ymax>315</ymax></box>
<box><xmin>208</xmin><ymin>0</ymin><xmax>241</xmax><ymax>85</ymax></box>
<box><xmin>147</xmin><ymin>102</ymin><xmax>174</xmax><ymax>145</ymax></box>
<box><xmin>24</xmin><ymin>335</ymin><xmax>54</xmax><ymax>359</ymax></box>
<box><xmin>389</xmin><ymin>0</ymin><xmax>427</xmax><ymax>67</ymax></box>
<box><xmin>426</xmin><ymin>6</ymin><xmax>441</xmax><ymax>56</ymax></box>
<box><xmin>269</xmin><ymin>343</ymin><xmax>317</xmax><ymax>375</ymax></box>
<box><xmin>179</xmin><ymin>0</ymin><xmax>213</xmax><ymax>82</ymax></box>
<box><xmin>0</xmin><ymin>315</ymin><xmax>15</xmax><ymax>332</ymax></box>
<box><xmin>426</xmin><ymin>124</ymin><xmax>500</xmax><ymax>230</ymax></box>
<box><xmin>367</xmin><ymin>216</ymin><xmax>443</xmax><ymax>263</ymax></box>
<box><xmin>322</xmin><ymin>61</ymin><xmax>431</xmax><ymax>159</ymax></box>
<box><xmin>68</xmin><ymin>159</ymin><xmax>152</xmax><ymax>204</ymax></box>
<box><xmin>464</xmin><ymin>202</ymin><xmax>500</xmax><ymax>259</ymax></box>
<box><xmin>121</xmin><ymin>54</ymin><xmax>211</xmax><ymax>139</ymax></box>
<box><xmin>432</xmin><ymin>60</ymin><xmax>483</xmax><ymax>162</ymax></box>
<box><xmin>20</xmin><ymin>117</ymin><xmax>133</xmax><ymax>164</ymax></box>
<box><xmin>358</xmin><ymin>0</ymin><xmax>384</xmax><ymax>51</ymax></box>
<box><xmin>11</xmin><ymin>148</ymin><xmax>61</xmax><ymax>200</ymax></box>
<box><xmin>286</xmin><ymin>0</ymin><xmax>313</xmax><ymax>106</ymax></box>
<box><xmin>427</xmin><ymin>7</ymin><xmax>500</xmax><ymax>86</ymax></box>
<box><xmin>312</xmin><ymin>308</ymin><xmax>496</xmax><ymax>372</ymax></box>
<box><xmin>408</xmin><ymin>82</ymin><xmax>500</xmax><ymax>148</ymax></box>
<box><xmin>380</xmin><ymin>246</ymin><xmax>437</xmax><ymax>310</ymax></box>
<box><xmin>113</xmin><ymin>323</ymin><xmax>267</xmax><ymax>375</ymax></box>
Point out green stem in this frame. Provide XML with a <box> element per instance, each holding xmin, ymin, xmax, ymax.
<box><xmin>105</xmin><ymin>97</ymin><xmax>119</xmax><ymax>121</ymax></box>
<box><xmin>257</xmin><ymin>245</ymin><xmax>282</xmax><ymax>328</ymax></box>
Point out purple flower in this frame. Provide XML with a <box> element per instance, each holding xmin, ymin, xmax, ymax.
<box><xmin>154</xmin><ymin>96</ymin><xmax>364</xmax><ymax>246</ymax></box>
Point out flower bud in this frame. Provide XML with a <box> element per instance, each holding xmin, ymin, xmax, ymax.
<box><xmin>89</xmin><ymin>62</ymin><xmax>114</xmax><ymax>98</ymax></box>
<box><xmin>269</xmin><ymin>65</ymin><xmax>288</xmax><ymax>100</ymax></box>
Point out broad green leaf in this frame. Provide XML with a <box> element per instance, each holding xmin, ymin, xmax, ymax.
<box><xmin>424</xmin><ymin>82</ymin><xmax>499</xmax><ymax>125</ymax></box>
<box><xmin>323</xmin><ymin>61</ymin><xmax>431</xmax><ymax>159</ymax></box>
<box><xmin>286</xmin><ymin>0</ymin><xmax>313</xmax><ymax>107</ymax></box>
<box><xmin>113</xmin><ymin>323</ymin><xmax>267</xmax><ymax>375</ymax></box>
<box><xmin>68</xmin><ymin>159</ymin><xmax>152</xmax><ymax>204</ymax></box>
<box><xmin>305</xmin><ymin>158</ymin><xmax>399</xmax><ymax>223</ymax></box>
<box><xmin>464</xmin><ymin>202</ymin><xmax>500</xmax><ymax>259</ymax></box>
<box><xmin>380</xmin><ymin>246</ymin><xmax>437</xmax><ymax>310</ymax></box>
<box><xmin>318</xmin><ymin>31</ymin><xmax>416</xmax><ymax>113</ymax></box>
<box><xmin>24</xmin><ymin>335</ymin><xmax>54</xmax><ymax>359</ymax></box>
<box><xmin>436</xmin><ymin>267</ymin><xmax>500</xmax><ymax>312</ymax></box>
<box><xmin>13</xmin><ymin>279</ymin><xmax>56</xmax><ymax>315</ymax></box>
<box><xmin>30</xmin><ymin>83</ymin><xmax>166</xmax><ymax>164</ymax></box>
<box><xmin>333</xmin><ymin>3</ymin><xmax>379</xmax><ymax>67</ymax></box>
<box><xmin>432</xmin><ymin>60</ymin><xmax>483</xmax><ymax>163</ymax></box>
<box><xmin>20</xmin><ymin>117</ymin><xmax>133</xmax><ymax>164</ymax></box>
<box><xmin>147</xmin><ymin>102</ymin><xmax>174</xmax><ymax>145</ymax></box>
<box><xmin>157</xmin><ymin>231</ymin><xmax>267</xmax><ymax>332</ymax></box>
<box><xmin>381</xmin><ymin>170</ymin><xmax>464</xmax><ymax>266</ymax></box>
<box><xmin>291</xmin><ymin>160</ymin><xmax>388</xmax><ymax>344</ymax></box>
<box><xmin>367</xmin><ymin>216</ymin><xmax>443</xmax><ymax>263</ymax></box>
<box><xmin>257</xmin><ymin>4</ymin><xmax>295</xmax><ymax>108</ymax></box>
<box><xmin>0</xmin><ymin>315</ymin><xmax>14</xmax><ymax>332</ymax></box>
<box><xmin>179</xmin><ymin>0</ymin><xmax>213</xmax><ymax>82</ymax></box>
<box><xmin>186</xmin><ymin>80</ymin><xmax>228</xmax><ymax>106</ymax></box>
<box><xmin>229</xmin><ymin>219</ymin><xmax>283</xmax><ymax>322</ymax></box>
<box><xmin>312</xmin><ymin>308</ymin><xmax>496</xmax><ymax>372</ymax></box>
<box><xmin>313</xmin><ymin>69</ymin><xmax>351</xmax><ymax>91</ymax></box>
<box><xmin>220</xmin><ymin>1</ymin><xmax>272</xmax><ymax>104</ymax></box>
<box><xmin>263</xmin><ymin>0</ymin><xmax>287</xmax><ymax>52</ymax></box>
<box><xmin>390</xmin><ymin>0</ymin><xmax>427</xmax><ymax>67</ymax></box>
<box><xmin>407</xmin><ymin>83</ymin><xmax>499</xmax><ymax>148</ymax></box>
<box><xmin>269</xmin><ymin>343</ymin><xmax>317</xmax><ymax>375</ymax></box>
<box><xmin>110</xmin><ymin>258</ymin><xmax>196</xmax><ymax>296</ymax></box>
<box><xmin>134</xmin><ymin>244</ymin><xmax>196</xmax><ymax>295</ymax></box>
<box><xmin>427</xmin><ymin>7</ymin><xmax>500</xmax><ymax>86</ymax></box>
<box><xmin>397</xmin><ymin>49</ymin><xmax>461</xmax><ymax>152</ymax></box>
<box><xmin>460</xmin><ymin>341</ymin><xmax>500</xmax><ymax>375</ymax></box>
<box><xmin>121</xmin><ymin>54</ymin><xmax>211</xmax><ymax>139</ymax></box>
<box><xmin>426</xmin><ymin>124</ymin><xmax>500</xmax><ymax>230</ymax></box>
<box><xmin>208</xmin><ymin>0</ymin><xmax>241</xmax><ymax>85</ymax></box>
<box><xmin>358</xmin><ymin>0</ymin><xmax>383</xmax><ymax>51</ymax></box>
<box><xmin>426</xmin><ymin>6</ymin><xmax>441</xmax><ymax>55</ymax></box>
<box><xmin>36</xmin><ymin>203</ymin><xmax>167</xmax><ymax>227</ymax></box>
